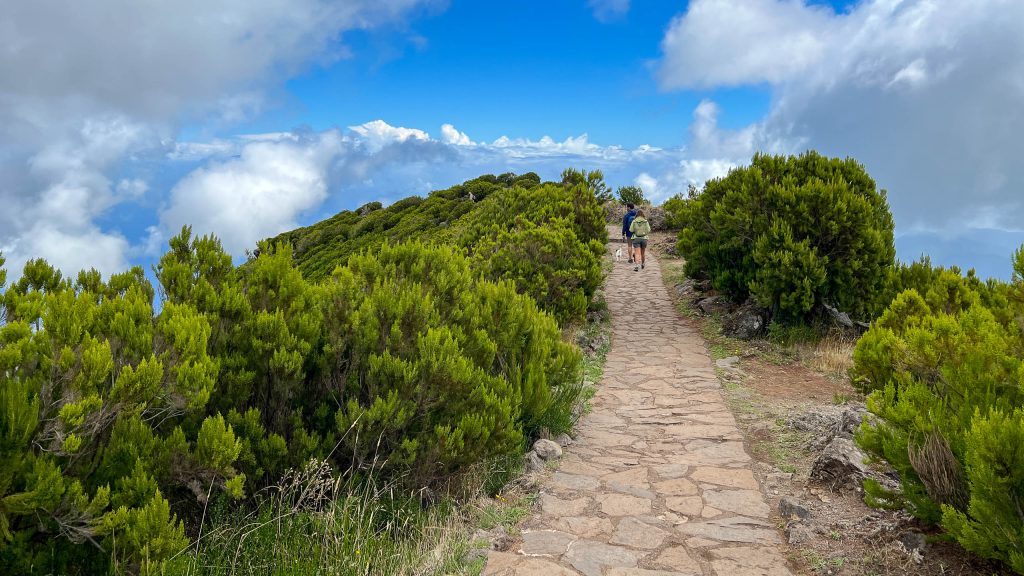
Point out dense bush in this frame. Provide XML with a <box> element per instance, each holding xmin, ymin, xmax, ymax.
<box><xmin>852</xmin><ymin>246</ymin><xmax>1024</xmax><ymax>572</ymax></box>
<box><xmin>323</xmin><ymin>242</ymin><xmax>582</xmax><ymax>483</ymax></box>
<box><xmin>0</xmin><ymin>211</ymin><xmax>590</xmax><ymax>572</ymax></box>
<box><xmin>668</xmin><ymin>151</ymin><xmax>896</xmax><ymax>322</ymax></box>
<box><xmin>616</xmin><ymin>185</ymin><xmax>646</xmax><ymax>206</ymax></box>
<box><xmin>0</xmin><ymin>256</ymin><xmax>242</xmax><ymax>575</ymax></box>
<box><xmin>454</xmin><ymin>181</ymin><xmax>606</xmax><ymax>324</ymax></box>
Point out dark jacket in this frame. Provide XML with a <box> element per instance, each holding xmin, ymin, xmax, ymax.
<box><xmin>622</xmin><ymin>209</ymin><xmax>637</xmax><ymax>237</ymax></box>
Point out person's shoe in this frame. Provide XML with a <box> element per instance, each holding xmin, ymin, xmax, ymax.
<box><xmin>634</xmin><ymin>265</ymin><xmax>640</xmax><ymax>272</ymax></box>
<box><xmin>641</xmin><ymin>262</ymin><xmax>645</xmax><ymax>269</ymax></box>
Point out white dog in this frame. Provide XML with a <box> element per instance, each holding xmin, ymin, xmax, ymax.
<box><xmin>614</xmin><ymin>247</ymin><xmax>623</xmax><ymax>261</ymax></box>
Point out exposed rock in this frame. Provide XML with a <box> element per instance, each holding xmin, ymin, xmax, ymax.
<box><xmin>554</xmin><ymin>433</ymin><xmax>573</xmax><ymax>447</ymax></box>
<box><xmin>837</xmin><ymin>404</ymin><xmax>871</xmax><ymax>436</ymax></box>
<box><xmin>464</xmin><ymin>547</ymin><xmax>488</xmax><ymax>564</ymax></box>
<box><xmin>810</xmin><ymin>437</ymin><xmax>870</xmax><ymax>487</ymax></box>
<box><xmin>696</xmin><ymin>296</ymin><xmax>731</xmax><ymax>316</ymax></box>
<box><xmin>533</xmin><ymin>439</ymin><xmax>563</xmax><ymax>461</ymax></box>
<box><xmin>789</xmin><ymin>402</ymin><xmax>870</xmax><ymax>451</ymax></box>
<box><xmin>822</xmin><ymin>302</ymin><xmax>855</xmax><ymax>329</ymax></box>
<box><xmin>722</xmin><ymin>304</ymin><xmax>768</xmax><ymax>340</ymax></box>
<box><xmin>779</xmin><ymin>497</ymin><xmax>811</xmax><ymax>521</ymax></box>
<box><xmin>898</xmin><ymin>531</ymin><xmax>928</xmax><ymax>554</ymax></box>
<box><xmin>674</xmin><ymin>279</ymin><xmax>700</xmax><ymax>300</ymax></box>
<box><xmin>785</xmin><ymin>521</ymin><xmax>815</xmax><ymax>545</ymax></box>
<box><xmin>524</xmin><ymin>450</ymin><xmax>545</xmax><ymax>473</ymax></box>
<box><xmin>715</xmin><ymin>356</ymin><xmax>740</xmax><ymax>370</ymax></box>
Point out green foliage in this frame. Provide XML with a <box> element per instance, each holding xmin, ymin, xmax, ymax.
<box><xmin>470</xmin><ymin>218</ymin><xmax>601</xmax><ymax>324</ymax></box>
<box><xmin>852</xmin><ymin>245</ymin><xmax>1024</xmax><ymax>572</ymax></box>
<box><xmin>0</xmin><ymin>257</ymin><xmax>235</xmax><ymax>574</ymax></box>
<box><xmin>324</xmin><ymin>241</ymin><xmax>582</xmax><ymax>484</ymax></box>
<box><xmin>667</xmin><ymin>151</ymin><xmax>895</xmax><ymax>322</ymax></box>
<box><xmin>616</xmin><ymin>185</ymin><xmax>646</xmax><ymax>206</ymax></box>
<box><xmin>0</xmin><ymin>170</ymin><xmax>599</xmax><ymax>573</ymax></box>
<box><xmin>561</xmin><ymin>168</ymin><xmax>614</xmax><ymax>203</ymax></box>
<box><xmin>269</xmin><ymin>172</ymin><xmax>607</xmax><ymax>325</ymax></box>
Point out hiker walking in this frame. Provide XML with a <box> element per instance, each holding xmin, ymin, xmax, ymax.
<box><xmin>621</xmin><ymin>203</ymin><xmax>638</xmax><ymax>263</ymax></box>
<box><xmin>629</xmin><ymin>209</ymin><xmax>651</xmax><ymax>272</ymax></box>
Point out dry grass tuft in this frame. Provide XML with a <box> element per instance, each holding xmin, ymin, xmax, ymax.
<box><xmin>796</xmin><ymin>332</ymin><xmax>857</xmax><ymax>379</ymax></box>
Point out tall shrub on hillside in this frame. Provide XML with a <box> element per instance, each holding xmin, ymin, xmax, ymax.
<box><xmin>472</xmin><ymin>218</ymin><xmax>602</xmax><ymax>324</ymax></box>
<box><xmin>454</xmin><ymin>181</ymin><xmax>606</xmax><ymax>324</ymax></box>
<box><xmin>852</xmin><ymin>246</ymin><xmax>1024</xmax><ymax>572</ymax></box>
<box><xmin>616</xmin><ymin>185</ymin><xmax>646</xmax><ymax>206</ymax></box>
<box><xmin>0</xmin><ymin>256</ymin><xmax>242</xmax><ymax>575</ymax></box>
<box><xmin>321</xmin><ymin>242</ymin><xmax>582</xmax><ymax>486</ymax></box>
<box><xmin>155</xmin><ymin>227</ymin><xmax>317</xmax><ymax>482</ymax></box>
<box><xmin>669</xmin><ymin>151</ymin><xmax>895</xmax><ymax>322</ymax></box>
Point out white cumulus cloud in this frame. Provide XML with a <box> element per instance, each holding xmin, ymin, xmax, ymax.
<box><xmin>657</xmin><ymin>0</ymin><xmax>1024</xmax><ymax>249</ymax></box>
<box><xmin>440</xmin><ymin>123</ymin><xmax>474</xmax><ymax>146</ymax></box>
<box><xmin>0</xmin><ymin>0</ymin><xmax>437</xmax><ymax>279</ymax></box>
<box><xmin>160</xmin><ymin>131</ymin><xmax>344</xmax><ymax>257</ymax></box>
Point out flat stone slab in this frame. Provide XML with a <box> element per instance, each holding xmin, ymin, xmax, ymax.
<box><xmin>564</xmin><ymin>540</ymin><xmax>644</xmax><ymax>576</ymax></box>
<box><xmin>520</xmin><ymin>530</ymin><xmax>576</xmax><ymax>556</ymax></box>
<box><xmin>601</xmin><ymin>493</ymin><xmax>653</xmax><ymax>516</ymax></box>
<box><xmin>610</xmin><ymin>517</ymin><xmax>669</xmax><ymax>549</ymax></box>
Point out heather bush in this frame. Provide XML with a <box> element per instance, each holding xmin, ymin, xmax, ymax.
<box><xmin>668</xmin><ymin>151</ymin><xmax>895</xmax><ymax>322</ymax></box>
<box><xmin>0</xmin><ymin>256</ymin><xmax>241</xmax><ymax>574</ymax></box>
<box><xmin>323</xmin><ymin>241</ymin><xmax>582</xmax><ymax>484</ymax></box>
<box><xmin>853</xmin><ymin>245</ymin><xmax>1024</xmax><ymax>572</ymax></box>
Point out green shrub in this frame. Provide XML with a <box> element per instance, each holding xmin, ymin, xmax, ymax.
<box><xmin>453</xmin><ymin>181</ymin><xmax>606</xmax><ymax>324</ymax></box>
<box><xmin>322</xmin><ymin>241</ymin><xmax>583</xmax><ymax>485</ymax></box>
<box><xmin>471</xmin><ymin>218</ymin><xmax>602</xmax><ymax>325</ymax></box>
<box><xmin>852</xmin><ymin>245</ymin><xmax>1024</xmax><ymax>572</ymax></box>
<box><xmin>668</xmin><ymin>151</ymin><xmax>895</xmax><ymax>322</ymax></box>
<box><xmin>617</xmin><ymin>185</ymin><xmax>646</xmax><ymax>206</ymax></box>
<box><xmin>0</xmin><ymin>257</ymin><xmax>240</xmax><ymax>574</ymax></box>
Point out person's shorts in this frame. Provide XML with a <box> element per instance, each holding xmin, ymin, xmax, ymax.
<box><xmin>633</xmin><ymin>238</ymin><xmax>648</xmax><ymax>248</ymax></box>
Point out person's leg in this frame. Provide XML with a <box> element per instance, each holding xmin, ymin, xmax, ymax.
<box><xmin>626</xmin><ymin>238</ymin><xmax>634</xmax><ymax>263</ymax></box>
<box><xmin>640</xmin><ymin>243</ymin><xmax>647</xmax><ymax>269</ymax></box>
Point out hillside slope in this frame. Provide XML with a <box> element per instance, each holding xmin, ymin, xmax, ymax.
<box><xmin>268</xmin><ymin>171</ymin><xmax>609</xmax><ymax>324</ymax></box>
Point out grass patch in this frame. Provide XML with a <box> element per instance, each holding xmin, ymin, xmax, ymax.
<box><xmin>167</xmin><ymin>460</ymin><xmax>482</xmax><ymax>576</ymax></box>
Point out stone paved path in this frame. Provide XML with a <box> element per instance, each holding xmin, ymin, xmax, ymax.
<box><xmin>484</xmin><ymin>230</ymin><xmax>793</xmax><ymax>576</ymax></box>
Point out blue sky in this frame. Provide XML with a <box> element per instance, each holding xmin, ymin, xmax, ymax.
<box><xmin>1</xmin><ymin>0</ymin><xmax>1022</xmax><ymax>283</ymax></box>
<box><xmin>220</xmin><ymin>1</ymin><xmax>774</xmax><ymax>146</ymax></box>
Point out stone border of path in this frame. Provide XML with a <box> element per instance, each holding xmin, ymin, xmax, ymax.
<box><xmin>483</xmin><ymin>229</ymin><xmax>794</xmax><ymax>576</ymax></box>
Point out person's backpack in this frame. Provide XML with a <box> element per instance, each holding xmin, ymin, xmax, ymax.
<box><xmin>634</xmin><ymin>218</ymin><xmax>651</xmax><ymax>237</ymax></box>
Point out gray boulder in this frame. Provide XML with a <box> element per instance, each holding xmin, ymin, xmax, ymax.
<box><xmin>696</xmin><ymin>296</ymin><xmax>731</xmax><ymax>316</ymax></box>
<box><xmin>722</xmin><ymin>304</ymin><xmax>767</xmax><ymax>339</ymax></box>
<box><xmin>524</xmin><ymin>450</ymin><xmax>545</xmax><ymax>473</ymax></box>
<box><xmin>810</xmin><ymin>437</ymin><xmax>870</xmax><ymax>487</ymax></box>
<box><xmin>533</xmin><ymin>438</ymin><xmax>563</xmax><ymax>460</ymax></box>
<box><xmin>779</xmin><ymin>497</ymin><xmax>812</xmax><ymax>521</ymax></box>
